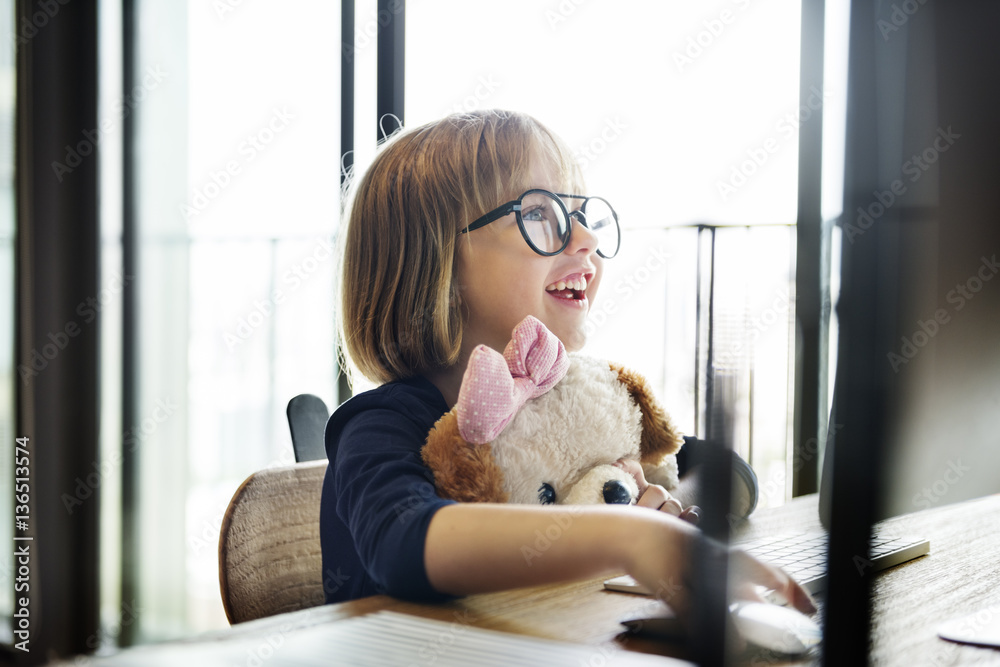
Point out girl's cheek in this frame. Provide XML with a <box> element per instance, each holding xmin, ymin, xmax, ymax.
<box><xmin>589</xmin><ymin>257</ymin><xmax>605</xmax><ymax>298</ymax></box>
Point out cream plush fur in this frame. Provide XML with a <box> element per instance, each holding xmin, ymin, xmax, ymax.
<box><xmin>422</xmin><ymin>355</ymin><xmax>683</xmax><ymax>506</ymax></box>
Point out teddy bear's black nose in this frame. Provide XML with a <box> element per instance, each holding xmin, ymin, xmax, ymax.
<box><xmin>603</xmin><ymin>480</ymin><xmax>632</xmax><ymax>504</ymax></box>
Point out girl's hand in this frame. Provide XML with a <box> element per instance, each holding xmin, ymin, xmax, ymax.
<box><xmin>625</xmin><ymin>514</ymin><xmax>817</xmax><ymax>630</ymax></box>
<box><xmin>614</xmin><ymin>458</ymin><xmax>701</xmax><ymax>524</ymax></box>
<box><xmin>727</xmin><ymin>546</ymin><xmax>818</xmax><ymax>613</ymax></box>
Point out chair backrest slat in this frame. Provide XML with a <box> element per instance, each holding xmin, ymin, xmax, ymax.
<box><xmin>287</xmin><ymin>394</ymin><xmax>330</xmax><ymax>462</ymax></box>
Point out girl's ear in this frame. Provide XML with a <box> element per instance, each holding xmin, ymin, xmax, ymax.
<box><xmin>609</xmin><ymin>362</ymin><xmax>684</xmax><ymax>464</ymax></box>
<box><xmin>421</xmin><ymin>409</ymin><xmax>508</xmax><ymax>503</ymax></box>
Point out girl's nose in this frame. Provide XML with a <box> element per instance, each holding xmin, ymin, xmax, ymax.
<box><xmin>566</xmin><ymin>214</ymin><xmax>599</xmax><ymax>256</ymax></box>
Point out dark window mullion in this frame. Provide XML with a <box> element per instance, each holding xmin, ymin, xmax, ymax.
<box><xmin>793</xmin><ymin>0</ymin><xmax>828</xmax><ymax>497</ymax></box>
<box><xmin>120</xmin><ymin>0</ymin><xmax>139</xmax><ymax>647</ymax></box>
<box><xmin>376</xmin><ymin>0</ymin><xmax>404</xmax><ymax>132</ymax></box>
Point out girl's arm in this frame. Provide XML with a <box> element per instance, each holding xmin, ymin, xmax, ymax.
<box><xmin>425</xmin><ymin>503</ymin><xmax>679</xmax><ymax>593</ymax></box>
<box><xmin>424</xmin><ymin>503</ymin><xmax>815</xmax><ymax>623</ymax></box>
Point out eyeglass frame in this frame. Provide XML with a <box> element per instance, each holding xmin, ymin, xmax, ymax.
<box><xmin>457</xmin><ymin>188</ymin><xmax>621</xmax><ymax>259</ymax></box>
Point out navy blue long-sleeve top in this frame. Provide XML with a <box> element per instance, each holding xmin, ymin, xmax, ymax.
<box><xmin>320</xmin><ymin>375</ymin><xmax>457</xmax><ymax>603</ymax></box>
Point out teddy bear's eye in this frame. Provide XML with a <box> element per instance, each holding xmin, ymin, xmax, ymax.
<box><xmin>538</xmin><ymin>483</ymin><xmax>556</xmax><ymax>505</ymax></box>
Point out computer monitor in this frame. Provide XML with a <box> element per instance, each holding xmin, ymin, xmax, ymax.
<box><xmin>823</xmin><ymin>0</ymin><xmax>1000</xmax><ymax>664</ymax></box>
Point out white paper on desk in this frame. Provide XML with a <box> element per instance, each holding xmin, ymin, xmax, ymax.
<box><xmin>329</xmin><ymin>611</ymin><xmax>690</xmax><ymax>666</ymax></box>
<box><xmin>88</xmin><ymin>610</ymin><xmax>696</xmax><ymax>666</ymax></box>
<box><xmin>605</xmin><ymin>574</ymin><xmax>653</xmax><ymax>596</ymax></box>
<box><xmin>938</xmin><ymin>604</ymin><xmax>1000</xmax><ymax>648</ymax></box>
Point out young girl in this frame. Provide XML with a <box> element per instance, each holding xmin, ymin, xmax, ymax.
<box><xmin>320</xmin><ymin>109</ymin><xmax>814</xmax><ymax>623</ymax></box>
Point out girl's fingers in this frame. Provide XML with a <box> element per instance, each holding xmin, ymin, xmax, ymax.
<box><xmin>679</xmin><ymin>505</ymin><xmax>701</xmax><ymax>525</ymax></box>
<box><xmin>636</xmin><ymin>485</ymin><xmax>683</xmax><ymax>516</ymax></box>
<box><xmin>613</xmin><ymin>458</ymin><xmax>649</xmax><ymax>495</ymax></box>
<box><xmin>614</xmin><ymin>460</ymin><xmax>697</xmax><ymax>519</ymax></box>
<box><xmin>730</xmin><ymin>550</ymin><xmax>818</xmax><ymax>615</ymax></box>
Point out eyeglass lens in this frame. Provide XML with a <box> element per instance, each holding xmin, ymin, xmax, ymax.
<box><xmin>519</xmin><ymin>192</ymin><xmax>570</xmax><ymax>254</ymax></box>
<box><xmin>582</xmin><ymin>197</ymin><xmax>618</xmax><ymax>258</ymax></box>
<box><xmin>518</xmin><ymin>192</ymin><xmax>618</xmax><ymax>257</ymax></box>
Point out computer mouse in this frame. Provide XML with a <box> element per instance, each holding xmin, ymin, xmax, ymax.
<box><xmin>729</xmin><ymin>601</ymin><xmax>822</xmax><ymax>655</ymax></box>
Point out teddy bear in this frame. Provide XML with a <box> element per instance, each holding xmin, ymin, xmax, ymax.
<box><xmin>421</xmin><ymin>315</ymin><xmax>684</xmax><ymax>506</ymax></box>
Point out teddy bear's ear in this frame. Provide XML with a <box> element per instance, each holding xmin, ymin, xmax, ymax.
<box><xmin>421</xmin><ymin>409</ymin><xmax>509</xmax><ymax>503</ymax></box>
<box><xmin>609</xmin><ymin>362</ymin><xmax>684</xmax><ymax>464</ymax></box>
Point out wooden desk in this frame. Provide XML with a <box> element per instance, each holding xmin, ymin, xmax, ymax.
<box><xmin>71</xmin><ymin>494</ymin><xmax>1000</xmax><ymax>666</ymax></box>
<box><xmin>738</xmin><ymin>493</ymin><xmax>1000</xmax><ymax>666</ymax></box>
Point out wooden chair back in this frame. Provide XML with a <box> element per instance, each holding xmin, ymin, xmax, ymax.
<box><xmin>218</xmin><ymin>461</ymin><xmax>327</xmax><ymax>624</ymax></box>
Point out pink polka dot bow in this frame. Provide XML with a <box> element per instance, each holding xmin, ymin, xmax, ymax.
<box><xmin>456</xmin><ymin>316</ymin><xmax>569</xmax><ymax>444</ymax></box>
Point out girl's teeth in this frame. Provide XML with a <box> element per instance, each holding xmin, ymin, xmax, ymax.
<box><xmin>546</xmin><ymin>278</ymin><xmax>588</xmax><ymax>291</ymax></box>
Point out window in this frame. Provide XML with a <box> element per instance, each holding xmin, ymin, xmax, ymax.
<box><xmin>121</xmin><ymin>1</ymin><xmax>340</xmax><ymax>640</ymax></box>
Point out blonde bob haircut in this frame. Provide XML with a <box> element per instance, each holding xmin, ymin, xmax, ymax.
<box><xmin>338</xmin><ymin>109</ymin><xmax>584</xmax><ymax>386</ymax></box>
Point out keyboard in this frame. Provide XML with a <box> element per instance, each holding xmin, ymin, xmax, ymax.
<box><xmin>605</xmin><ymin>530</ymin><xmax>930</xmax><ymax>598</ymax></box>
<box><xmin>737</xmin><ymin>530</ymin><xmax>930</xmax><ymax>596</ymax></box>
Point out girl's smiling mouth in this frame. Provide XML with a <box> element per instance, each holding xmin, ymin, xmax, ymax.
<box><xmin>545</xmin><ymin>272</ymin><xmax>592</xmax><ymax>302</ymax></box>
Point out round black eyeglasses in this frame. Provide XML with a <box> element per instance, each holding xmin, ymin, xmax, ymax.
<box><xmin>457</xmin><ymin>189</ymin><xmax>621</xmax><ymax>259</ymax></box>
